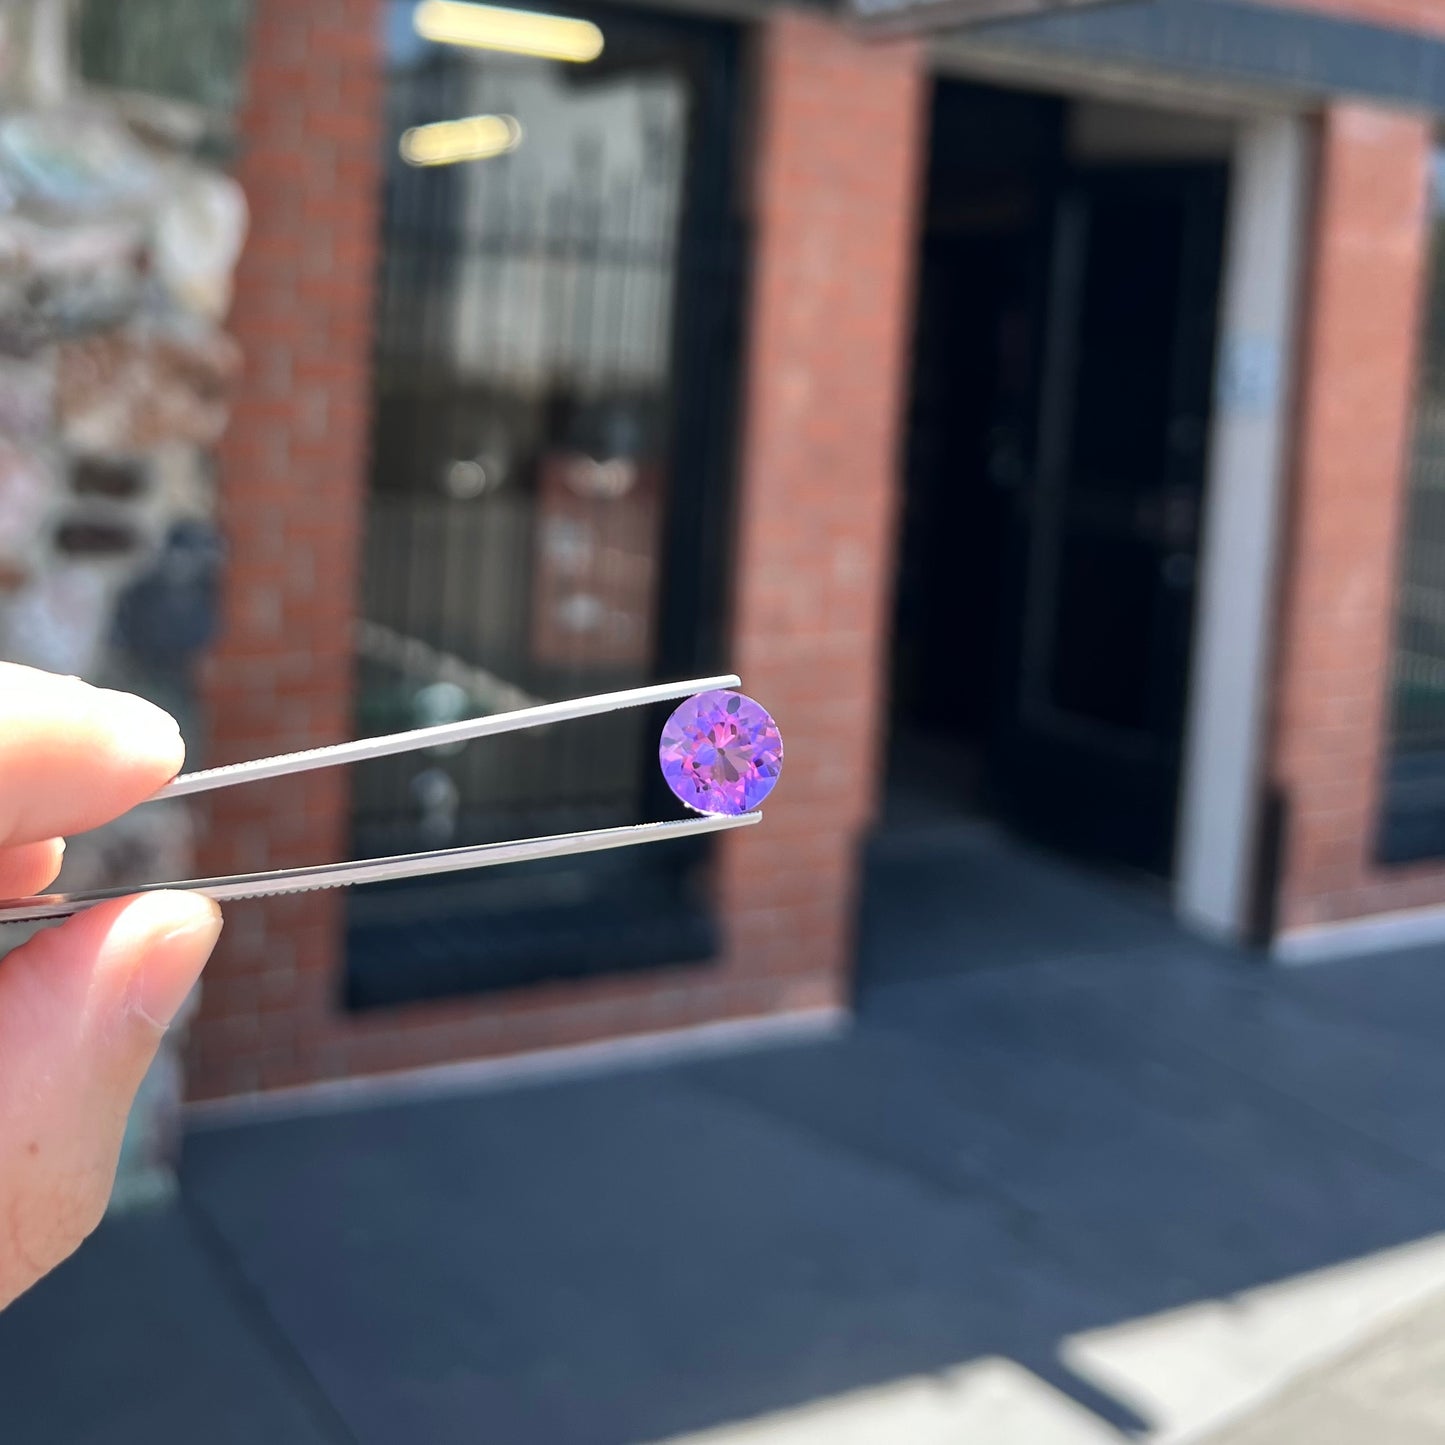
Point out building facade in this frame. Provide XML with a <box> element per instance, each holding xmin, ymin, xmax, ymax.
<box><xmin>183</xmin><ymin>0</ymin><xmax>1445</xmax><ymax>1099</ymax></box>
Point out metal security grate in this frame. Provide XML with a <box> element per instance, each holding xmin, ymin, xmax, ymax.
<box><xmin>346</xmin><ymin>1</ymin><xmax>745</xmax><ymax>1003</ymax></box>
<box><xmin>1379</xmin><ymin>149</ymin><xmax>1445</xmax><ymax>861</ymax></box>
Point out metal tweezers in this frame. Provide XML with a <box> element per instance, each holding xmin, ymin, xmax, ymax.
<box><xmin>0</xmin><ymin>674</ymin><xmax>759</xmax><ymax>926</ymax></box>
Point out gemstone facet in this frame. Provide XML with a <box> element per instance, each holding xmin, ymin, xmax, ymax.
<box><xmin>658</xmin><ymin>689</ymin><xmax>783</xmax><ymax>816</ymax></box>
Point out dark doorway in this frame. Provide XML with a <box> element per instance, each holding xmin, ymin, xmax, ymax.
<box><xmin>890</xmin><ymin>81</ymin><xmax>1228</xmax><ymax>881</ymax></box>
<box><xmin>889</xmin><ymin>82</ymin><xmax>1064</xmax><ymax>827</ymax></box>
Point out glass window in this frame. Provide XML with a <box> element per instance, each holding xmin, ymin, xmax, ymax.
<box><xmin>1379</xmin><ymin>148</ymin><xmax>1445</xmax><ymax>862</ymax></box>
<box><xmin>346</xmin><ymin>1</ymin><xmax>744</xmax><ymax>1006</ymax></box>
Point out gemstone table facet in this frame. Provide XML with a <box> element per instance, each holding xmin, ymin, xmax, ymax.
<box><xmin>658</xmin><ymin>689</ymin><xmax>782</xmax><ymax>816</ymax></box>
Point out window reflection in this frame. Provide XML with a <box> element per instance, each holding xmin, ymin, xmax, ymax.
<box><xmin>347</xmin><ymin>3</ymin><xmax>741</xmax><ymax>1003</ymax></box>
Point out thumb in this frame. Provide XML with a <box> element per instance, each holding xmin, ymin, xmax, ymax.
<box><xmin>0</xmin><ymin>892</ymin><xmax>222</xmax><ymax>1307</ymax></box>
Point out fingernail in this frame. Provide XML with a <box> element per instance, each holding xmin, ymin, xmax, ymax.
<box><xmin>132</xmin><ymin>897</ymin><xmax>223</xmax><ymax>1030</ymax></box>
<box><xmin>95</xmin><ymin>689</ymin><xmax>185</xmax><ymax>771</ymax></box>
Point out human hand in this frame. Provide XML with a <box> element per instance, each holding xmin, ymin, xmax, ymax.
<box><xmin>0</xmin><ymin>664</ymin><xmax>221</xmax><ymax>1309</ymax></box>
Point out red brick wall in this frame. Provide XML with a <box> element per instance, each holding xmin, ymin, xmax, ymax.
<box><xmin>192</xmin><ymin>0</ymin><xmax>382</xmax><ymax>1097</ymax></box>
<box><xmin>1276</xmin><ymin>0</ymin><xmax>1445</xmax><ymax>37</ymax></box>
<box><xmin>718</xmin><ymin>12</ymin><xmax>926</xmax><ymax>1005</ymax></box>
<box><xmin>1269</xmin><ymin>103</ymin><xmax>1437</xmax><ymax>934</ymax></box>
<box><xmin>188</xmin><ymin>3</ymin><xmax>925</xmax><ymax>1098</ymax></box>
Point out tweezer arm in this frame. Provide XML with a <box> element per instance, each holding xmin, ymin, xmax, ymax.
<box><xmin>155</xmin><ymin>674</ymin><xmax>742</xmax><ymax>800</ymax></box>
<box><xmin>0</xmin><ymin>675</ymin><xmax>761</xmax><ymax>925</ymax></box>
<box><xmin>0</xmin><ymin>813</ymin><xmax>760</xmax><ymax>925</ymax></box>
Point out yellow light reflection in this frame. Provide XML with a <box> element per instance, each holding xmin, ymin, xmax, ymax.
<box><xmin>399</xmin><ymin>113</ymin><xmax>523</xmax><ymax>166</ymax></box>
<box><xmin>414</xmin><ymin>0</ymin><xmax>604</xmax><ymax>62</ymax></box>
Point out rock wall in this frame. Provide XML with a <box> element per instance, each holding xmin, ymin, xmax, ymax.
<box><xmin>0</xmin><ymin>0</ymin><xmax>245</xmax><ymax>1205</ymax></box>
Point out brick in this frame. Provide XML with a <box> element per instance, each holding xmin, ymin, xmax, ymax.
<box><xmin>188</xmin><ymin>4</ymin><xmax>925</xmax><ymax>1101</ymax></box>
<box><xmin>1268</xmin><ymin>104</ymin><xmax>1445</xmax><ymax>929</ymax></box>
<box><xmin>715</xmin><ymin>14</ymin><xmax>923</xmax><ymax>985</ymax></box>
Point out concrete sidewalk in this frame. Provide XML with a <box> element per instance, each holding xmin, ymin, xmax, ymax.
<box><xmin>6</xmin><ymin>826</ymin><xmax>1445</xmax><ymax>1443</ymax></box>
<box><xmin>1199</xmin><ymin>1287</ymin><xmax>1445</xmax><ymax>1445</ymax></box>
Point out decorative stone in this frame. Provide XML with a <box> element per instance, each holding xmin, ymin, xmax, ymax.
<box><xmin>57</xmin><ymin>322</ymin><xmax>242</xmax><ymax>451</ymax></box>
<box><xmin>658</xmin><ymin>688</ymin><xmax>783</xmax><ymax>816</ymax></box>
<box><xmin>0</xmin><ymin>437</ymin><xmax>54</xmax><ymax>563</ymax></box>
<box><xmin>0</xmin><ymin>109</ymin><xmax>161</xmax><ymax>220</ymax></box>
<box><xmin>0</xmin><ymin>0</ymin><xmax>247</xmax><ymax>1219</ymax></box>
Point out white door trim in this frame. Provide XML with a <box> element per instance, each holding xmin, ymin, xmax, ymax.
<box><xmin>1175</xmin><ymin>114</ymin><xmax>1309</xmax><ymax>940</ymax></box>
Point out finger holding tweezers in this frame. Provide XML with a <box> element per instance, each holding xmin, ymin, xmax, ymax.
<box><xmin>0</xmin><ymin>674</ymin><xmax>764</xmax><ymax>926</ymax></box>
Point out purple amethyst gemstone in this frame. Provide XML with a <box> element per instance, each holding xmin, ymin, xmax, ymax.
<box><xmin>658</xmin><ymin>689</ymin><xmax>783</xmax><ymax>816</ymax></box>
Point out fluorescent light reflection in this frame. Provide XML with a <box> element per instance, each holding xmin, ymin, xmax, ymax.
<box><xmin>400</xmin><ymin>113</ymin><xmax>523</xmax><ymax>166</ymax></box>
<box><xmin>413</xmin><ymin>0</ymin><xmax>604</xmax><ymax>62</ymax></box>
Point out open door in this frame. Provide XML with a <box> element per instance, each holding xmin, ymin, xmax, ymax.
<box><xmin>986</xmin><ymin>164</ymin><xmax>1227</xmax><ymax>877</ymax></box>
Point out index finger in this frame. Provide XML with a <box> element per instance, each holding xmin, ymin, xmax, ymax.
<box><xmin>0</xmin><ymin>665</ymin><xmax>186</xmax><ymax>848</ymax></box>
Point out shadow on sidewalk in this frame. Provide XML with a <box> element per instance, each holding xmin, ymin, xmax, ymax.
<box><xmin>6</xmin><ymin>828</ymin><xmax>1445</xmax><ymax>1444</ymax></box>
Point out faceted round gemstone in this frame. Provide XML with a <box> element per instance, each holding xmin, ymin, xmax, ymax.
<box><xmin>658</xmin><ymin>689</ymin><xmax>783</xmax><ymax>816</ymax></box>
